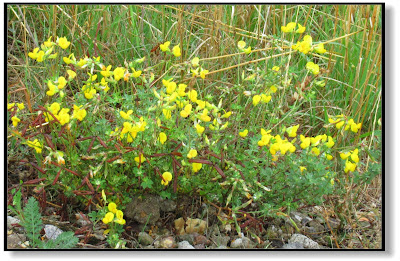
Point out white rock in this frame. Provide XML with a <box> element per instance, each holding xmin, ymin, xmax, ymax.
<box><xmin>178</xmin><ymin>240</ymin><xmax>195</xmax><ymax>249</ymax></box>
<box><xmin>44</xmin><ymin>224</ymin><xmax>64</xmax><ymax>240</ymax></box>
<box><xmin>288</xmin><ymin>234</ymin><xmax>320</xmax><ymax>249</ymax></box>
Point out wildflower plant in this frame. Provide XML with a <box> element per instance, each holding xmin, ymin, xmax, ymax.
<box><xmin>7</xmin><ymin>10</ymin><xmax>380</xmax><ymax>244</ymax></box>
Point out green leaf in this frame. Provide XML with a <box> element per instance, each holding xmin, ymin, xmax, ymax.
<box><xmin>21</xmin><ymin>197</ymin><xmax>43</xmax><ymax>247</ymax></box>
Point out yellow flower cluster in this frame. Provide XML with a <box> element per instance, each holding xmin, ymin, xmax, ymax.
<box><xmin>26</xmin><ymin>139</ymin><xmax>43</xmax><ymax>154</ymax></box>
<box><xmin>329</xmin><ymin>115</ymin><xmax>362</xmax><ymax>133</ymax></box>
<box><xmin>159</xmin><ymin>41</ymin><xmax>181</xmax><ymax>57</ymax></box>
<box><xmin>281</xmin><ymin>22</ymin><xmax>306</xmax><ymax>33</ymax></box>
<box><xmin>340</xmin><ymin>148</ymin><xmax>360</xmax><ymax>173</ymax></box>
<box><xmin>292</xmin><ymin>35</ymin><xmax>313</xmax><ymax>54</ymax></box>
<box><xmin>28</xmin><ymin>36</ymin><xmax>71</xmax><ymax>63</ymax></box>
<box><xmin>251</xmin><ymin>85</ymin><xmax>277</xmax><ymax>106</ymax></box>
<box><xmin>44</xmin><ymin>102</ymin><xmax>87</xmax><ymax>125</ymax></box>
<box><xmin>306</xmin><ymin>62</ymin><xmax>320</xmax><ymax>75</ymax></box>
<box><xmin>8</xmin><ymin>102</ymin><xmax>25</xmax><ymax>127</ymax></box>
<box><xmin>102</xmin><ymin>202</ymin><xmax>126</xmax><ymax>225</ymax></box>
<box><xmin>46</xmin><ymin>76</ymin><xmax>68</xmax><ymax>96</ymax></box>
<box><xmin>116</xmin><ymin>115</ymin><xmax>147</xmax><ymax>143</ymax></box>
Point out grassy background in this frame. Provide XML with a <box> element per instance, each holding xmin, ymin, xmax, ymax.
<box><xmin>7</xmin><ymin>4</ymin><xmax>382</xmax><ymax>249</ymax></box>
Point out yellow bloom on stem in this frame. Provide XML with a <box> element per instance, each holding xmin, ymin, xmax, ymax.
<box><xmin>108</xmin><ymin>202</ymin><xmax>118</xmax><ymax>214</ymax></box>
<box><xmin>134</xmin><ymin>154</ymin><xmax>146</xmax><ymax>164</ymax></box>
<box><xmin>36</xmin><ymin>50</ymin><xmax>45</xmax><ymax>62</ymax></box>
<box><xmin>101</xmin><ymin>65</ymin><xmax>112</xmax><ymax>77</ymax></box>
<box><xmin>351</xmin><ymin>122</ymin><xmax>362</xmax><ymax>133</ymax></box>
<box><xmin>63</xmin><ymin>53</ymin><xmax>76</xmax><ymax>64</ymax></box>
<box><xmin>161</xmin><ymin>172</ymin><xmax>173</xmax><ymax>186</ymax></box>
<box><xmin>166</xmin><ymin>81</ymin><xmax>177</xmax><ymax>94</ymax></box>
<box><xmin>188</xmin><ymin>89</ymin><xmax>198</xmax><ymax>103</ymax></box>
<box><xmin>58</xmin><ymin>37</ymin><xmax>71</xmax><ymax>49</ymax></box>
<box><xmin>336</xmin><ymin>120</ymin><xmax>345</xmax><ymax>129</ymax></box>
<box><xmin>237</xmin><ymin>41</ymin><xmax>246</xmax><ymax>49</ymax></box>
<box><xmin>340</xmin><ymin>152</ymin><xmax>351</xmax><ymax>160</ymax></box>
<box><xmin>326</xmin><ymin>154</ymin><xmax>333</xmax><ymax>160</ymax></box>
<box><xmin>200</xmin><ymin>109</ymin><xmax>211</xmax><ymax>122</ymax></box>
<box><xmin>102</xmin><ymin>212</ymin><xmax>114</xmax><ymax>224</ymax></box>
<box><xmin>67</xmin><ymin>70</ymin><xmax>76</xmax><ymax>80</ymax></box>
<box><xmin>222</xmin><ymin>111</ymin><xmax>232</xmax><ymax>118</ymax></box>
<box><xmin>113</xmin><ymin>67</ymin><xmax>125</xmax><ymax>81</ymax></box>
<box><xmin>120</xmin><ymin>110</ymin><xmax>133</xmax><ymax>120</ymax></box>
<box><xmin>311</xmin><ymin>147</ymin><xmax>320</xmax><ymax>156</ymax></box>
<box><xmin>300</xmin><ymin>166</ymin><xmax>307</xmax><ymax>173</ymax></box>
<box><xmin>72</xmin><ymin>104</ymin><xmax>87</xmax><ymax>121</ymax></box>
<box><xmin>17</xmin><ymin>103</ymin><xmax>25</xmax><ymax>110</ymax></box>
<box><xmin>306</xmin><ymin>61</ymin><xmax>320</xmax><ymax>75</ymax></box>
<box><xmin>272</xmin><ymin>66</ymin><xmax>280</xmax><ymax>73</ymax></box>
<box><xmin>252</xmin><ymin>95</ymin><xmax>261</xmax><ymax>106</ymax></box>
<box><xmin>239</xmin><ymin>129</ymin><xmax>248</xmax><ymax>137</ymax></box>
<box><xmin>172</xmin><ymin>44</ymin><xmax>181</xmax><ymax>57</ymax></box>
<box><xmin>11</xmin><ymin>116</ymin><xmax>21</xmax><ymax>127</ymax></box>
<box><xmin>192</xmin><ymin>163</ymin><xmax>202</xmax><ymax>173</ymax></box>
<box><xmin>344</xmin><ymin>160</ymin><xmax>357</xmax><ymax>173</ymax></box>
<box><xmin>191</xmin><ymin>57</ymin><xmax>200</xmax><ymax>67</ymax></box>
<box><xmin>200</xmin><ymin>69</ymin><xmax>209</xmax><ymax>79</ymax></box>
<box><xmin>44</xmin><ymin>36</ymin><xmax>54</xmax><ymax>47</ymax></box>
<box><xmin>195</xmin><ymin>123</ymin><xmax>205</xmax><ymax>134</ymax></box>
<box><xmin>314</xmin><ymin>43</ymin><xmax>327</xmax><ymax>54</ymax></box>
<box><xmin>131</xmin><ymin>67</ymin><xmax>142</xmax><ymax>78</ymax></box>
<box><xmin>180</xmin><ymin>104</ymin><xmax>192</xmax><ymax>118</ymax></box>
<box><xmin>159</xmin><ymin>132</ymin><xmax>167</xmax><ymax>144</ymax></box>
<box><xmin>286</xmin><ymin>124</ymin><xmax>300</xmax><ymax>138</ymax></box>
<box><xmin>57</xmin><ymin>76</ymin><xmax>67</xmax><ymax>89</ymax></box>
<box><xmin>115</xmin><ymin>210</ymin><xmax>126</xmax><ymax>225</ymax></box>
<box><xmin>27</xmin><ymin>139</ymin><xmax>43</xmax><ymax>153</ymax></box>
<box><xmin>292</xmin><ymin>35</ymin><xmax>313</xmax><ymax>54</ymax></box>
<box><xmin>46</xmin><ymin>81</ymin><xmax>57</xmax><ymax>96</ymax></box>
<box><xmin>281</xmin><ymin>22</ymin><xmax>305</xmax><ymax>33</ymax></box>
<box><xmin>243</xmin><ymin>46</ymin><xmax>251</xmax><ymax>54</ymax></box>
<box><xmin>351</xmin><ymin>149</ymin><xmax>359</xmax><ymax>163</ymax></box>
<box><xmin>28</xmin><ymin>48</ymin><xmax>40</xmax><ymax>60</ymax></box>
<box><xmin>160</xmin><ymin>41</ymin><xmax>170</xmax><ymax>52</ymax></box>
<box><xmin>58</xmin><ymin>108</ymin><xmax>70</xmax><ymax>125</ymax></box>
<box><xmin>163</xmin><ymin>109</ymin><xmax>172</xmax><ymax>120</ymax></box>
<box><xmin>83</xmin><ymin>85</ymin><xmax>96</xmax><ymax>99</ymax></box>
<box><xmin>187</xmin><ymin>149</ymin><xmax>197</xmax><ymax>159</ymax></box>
<box><xmin>178</xmin><ymin>84</ymin><xmax>187</xmax><ymax>96</ymax></box>
<box><xmin>326</xmin><ymin>136</ymin><xmax>335</xmax><ymax>148</ymax></box>
<box><xmin>7</xmin><ymin>103</ymin><xmax>15</xmax><ymax>110</ymax></box>
<box><xmin>300</xmin><ymin>135</ymin><xmax>311</xmax><ymax>149</ymax></box>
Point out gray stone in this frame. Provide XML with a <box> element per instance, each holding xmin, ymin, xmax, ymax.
<box><xmin>159</xmin><ymin>198</ymin><xmax>176</xmax><ymax>212</ymax></box>
<box><xmin>282</xmin><ymin>242</ymin><xmax>304</xmax><ymax>249</ymax></box>
<box><xmin>211</xmin><ymin>235</ymin><xmax>230</xmax><ymax>247</ymax></box>
<box><xmin>288</xmin><ymin>234</ymin><xmax>321</xmax><ymax>249</ymax></box>
<box><xmin>159</xmin><ymin>236</ymin><xmax>176</xmax><ymax>248</ymax></box>
<box><xmin>44</xmin><ymin>224</ymin><xmax>63</xmax><ymax>240</ymax></box>
<box><xmin>289</xmin><ymin>211</ymin><xmax>309</xmax><ymax>227</ymax></box>
<box><xmin>306</xmin><ymin>220</ymin><xmax>325</xmax><ymax>239</ymax></box>
<box><xmin>177</xmin><ymin>233</ymin><xmax>196</xmax><ymax>245</ymax></box>
<box><xmin>7</xmin><ymin>233</ymin><xmax>26</xmax><ymax>249</ymax></box>
<box><xmin>230</xmin><ymin>237</ymin><xmax>255</xmax><ymax>249</ymax></box>
<box><xmin>7</xmin><ymin>216</ymin><xmax>21</xmax><ymax>229</ymax></box>
<box><xmin>177</xmin><ymin>240</ymin><xmax>195</xmax><ymax>249</ymax></box>
<box><xmin>125</xmin><ymin>195</ymin><xmax>160</xmax><ymax>225</ymax></box>
<box><xmin>327</xmin><ymin>218</ymin><xmax>341</xmax><ymax>229</ymax></box>
<box><xmin>138</xmin><ymin>232</ymin><xmax>153</xmax><ymax>246</ymax></box>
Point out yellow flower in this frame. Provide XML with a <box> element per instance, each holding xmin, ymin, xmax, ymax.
<box><xmin>113</xmin><ymin>67</ymin><xmax>125</xmax><ymax>81</ymax></box>
<box><xmin>344</xmin><ymin>160</ymin><xmax>357</xmax><ymax>173</ymax></box>
<box><xmin>108</xmin><ymin>202</ymin><xmax>118</xmax><ymax>214</ymax></box>
<box><xmin>300</xmin><ymin>135</ymin><xmax>311</xmax><ymax>149</ymax></box>
<box><xmin>36</xmin><ymin>50</ymin><xmax>45</xmax><ymax>62</ymax></box>
<box><xmin>286</xmin><ymin>124</ymin><xmax>299</xmax><ymax>138</ymax></box>
<box><xmin>102</xmin><ymin>212</ymin><xmax>114</xmax><ymax>224</ymax></box>
<box><xmin>44</xmin><ymin>36</ymin><xmax>54</xmax><ymax>47</ymax></box>
<box><xmin>200</xmin><ymin>69</ymin><xmax>209</xmax><ymax>79</ymax></box>
<box><xmin>27</xmin><ymin>139</ymin><xmax>43</xmax><ymax>153</ymax></box>
<box><xmin>252</xmin><ymin>95</ymin><xmax>261</xmax><ymax>106</ymax></box>
<box><xmin>281</xmin><ymin>22</ymin><xmax>306</xmax><ymax>33</ymax></box>
<box><xmin>195</xmin><ymin>123</ymin><xmax>205</xmax><ymax>134</ymax></box>
<box><xmin>115</xmin><ymin>210</ymin><xmax>126</xmax><ymax>225</ymax></box>
<box><xmin>131</xmin><ymin>67</ymin><xmax>142</xmax><ymax>78</ymax></box>
<box><xmin>326</xmin><ymin>136</ymin><xmax>335</xmax><ymax>148</ymax></box>
<box><xmin>200</xmin><ymin>109</ymin><xmax>211</xmax><ymax>122</ymax></box>
<box><xmin>191</xmin><ymin>57</ymin><xmax>200</xmax><ymax>67</ymax></box>
<box><xmin>188</xmin><ymin>89</ymin><xmax>198</xmax><ymax>103</ymax></box>
<box><xmin>58</xmin><ymin>108</ymin><xmax>70</xmax><ymax>125</ymax></box>
<box><xmin>351</xmin><ymin>149</ymin><xmax>359</xmax><ymax>163</ymax></box>
<box><xmin>7</xmin><ymin>103</ymin><xmax>15</xmax><ymax>110</ymax></box>
<box><xmin>306</xmin><ymin>61</ymin><xmax>320</xmax><ymax>75</ymax></box>
<box><xmin>314</xmin><ymin>43</ymin><xmax>327</xmax><ymax>54</ymax></box>
<box><xmin>159</xmin><ymin>132</ymin><xmax>167</xmax><ymax>144</ymax></box>
<box><xmin>325</xmin><ymin>154</ymin><xmax>333</xmax><ymax>160</ymax></box>
<box><xmin>296</xmin><ymin>24</ymin><xmax>306</xmax><ymax>33</ymax></box>
<box><xmin>120</xmin><ymin>110</ymin><xmax>133</xmax><ymax>120</ymax></box>
<box><xmin>269</xmin><ymin>85</ymin><xmax>278</xmax><ymax>93</ymax></box>
<box><xmin>300</xmin><ymin>166</ymin><xmax>307</xmax><ymax>173</ymax></box>
<box><xmin>161</xmin><ymin>172</ymin><xmax>173</xmax><ymax>186</ymax></box>
<box><xmin>272</xmin><ymin>66</ymin><xmax>280</xmax><ymax>72</ymax></box>
<box><xmin>11</xmin><ymin>116</ymin><xmax>21</xmax><ymax>127</ymax></box>
<box><xmin>192</xmin><ymin>163</ymin><xmax>202</xmax><ymax>173</ymax></box>
<box><xmin>336</xmin><ymin>120</ymin><xmax>345</xmax><ymax>129</ymax></box>
<box><xmin>17</xmin><ymin>103</ymin><xmax>25</xmax><ymax>110</ymax></box>
<box><xmin>166</xmin><ymin>81</ymin><xmax>177</xmax><ymax>94</ymax></box>
<box><xmin>222</xmin><ymin>111</ymin><xmax>232</xmax><ymax>118</ymax></box>
<box><xmin>351</xmin><ymin>122</ymin><xmax>362</xmax><ymax>133</ymax></box>
<box><xmin>163</xmin><ymin>109</ymin><xmax>172</xmax><ymax>120</ymax></box>
<box><xmin>177</xmin><ymin>84</ymin><xmax>187</xmax><ymax>96</ymax></box>
<box><xmin>187</xmin><ymin>149</ymin><xmax>197</xmax><ymax>159</ymax></box>
<box><xmin>72</xmin><ymin>104</ymin><xmax>87</xmax><ymax>121</ymax></box>
<box><xmin>134</xmin><ymin>154</ymin><xmax>146</xmax><ymax>164</ymax></box>
<box><xmin>101</xmin><ymin>65</ymin><xmax>112</xmax><ymax>77</ymax></box>
<box><xmin>58</xmin><ymin>37</ymin><xmax>71</xmax><ymax>49</ymax></box>
<box><xmin>237</xmin><ymin>41</ymin><xmax>246</xmax><ymax>49</ymax></box>
<box><xmin>311</xmin><ymin>147</ymin><xmax>320</xmax><ymax>156</ymax></box>
<box><xmin>63</xmin><ymin>53</ymin><xmax>76</xmax><ymax>65</ymax></box>
<box><xmin>239</xmin><ymin>129</ymin><xmax>248</xmax><ymax>137</ymax></box>
<box><xmin>83</xmin><ymin>85</ymin><xmax>96</xmax><ymax>99</ymax></box>
<box><xmin>160</xmin><ymin>41</ymin><xmax>171</xmax><ymax>52</ymax></box>
<box><xmin>77</xmin><ymin>58</ymin><xmax>87</xmax><ymax>67</ymax></box>
<box><xmin>340</xmin><ymin>152</ymin><xmax>351</xmax><ymax>160</ymax></box>
<box><xmin>67</xmin><ymin>70</ymin><xmax>76</xmax><ymax>80</ymax></box>
<box><xmin>243</xmin><ymin>46</ymin><xmax>251</xmax><ymax>54</ymax></box>
<box><xmin>292</xmin><ymin>35</ymin><xmax>313</xmax><ymax>54</ymax></box>
<box><xmin>180</xmin><ymin>104</ymin><xmax>192</xmax><ymax>118</ymax></box>
<box><xmin>28</xmin><ymin>48</ymin><xmax>40</xmax><ymax>59</ymax></box>
<box><xmin>57</xmin><ymin>76</ymin><xmax>67</xmax><ymax>89</ymax></box>
<box><xmin>46</xmin><ymin>81</ymin><xmax>58</xmax><ymax>96</ymax></box>
<box><xmin>172</xmin><ymin>44</ymin><xmax>181</xmax><ymax>57</ymax></box>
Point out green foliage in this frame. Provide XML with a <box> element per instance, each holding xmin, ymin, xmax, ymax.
<box><xmin>20</xmin><ymin>197</ymin><xmax>78</xmax><ymax>249</ymax></box>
